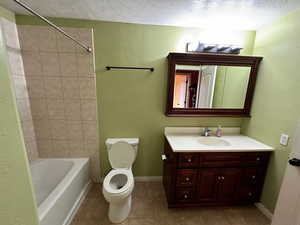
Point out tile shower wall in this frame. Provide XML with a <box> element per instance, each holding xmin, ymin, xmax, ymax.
<box><xmin>1</xmin><ymin>18</ymin><xmax>38</xmax><ymax>161</ymax></box>
<box><xmin>18</xmin><ymin>25</ymin><xmax>100</xmax><ymax>181</ymax></box>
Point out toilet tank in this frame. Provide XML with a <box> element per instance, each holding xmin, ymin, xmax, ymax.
<box><xmin>105</xmin><ymin>138</ymin><xmax>139</xmax><ymax>155</ymax></box>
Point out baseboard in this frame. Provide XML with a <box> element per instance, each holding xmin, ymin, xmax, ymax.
<box><xmin>255</xmin><ymin>202</ymin><xmax>273</xmax><ymax>220</ymax></box>
<box><xmin>63</xmin><ymin>180</ymin><xmax>92</xmax><ymax>225</ymax></box>
<box><xmin>134</xmin><ymin>176</ymin><xmax>162</xmax><ymax>182</ymax></box>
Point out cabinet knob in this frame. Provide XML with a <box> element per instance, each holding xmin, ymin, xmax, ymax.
<box><xmin>221</xmin><ymin>176</ymin><xmax>225</xmax><ymax>180</ymax></box>
<box><xmin>187</xmin><ymin>158</ymin><xmax>192</xmax><ymax>163</ymax></box>
<box><xmin>252</xmin><ymin>175</ymin><xmax>256</xmax><ymax>179</ymax></box>
<box><xmin>217</xmin><ymin>176</ymin><xmax>221</xmax><ymax>180</ymax></box>
<box><xmin>248</xmin><ymin>192</ymin><xmax>253</xmax><ymax>196</ymax></box>
<box><xmin>256</xmin><ymin>157</ymin><xmax>260</xmax><ymax>161</ymax></box>
<box><xmin>185</xmin><ymin>177</ymin><xmax>190</xmax><ymax>181</ymax></box>
<box><xmin>161</xmin><ymin>154</ymin><xmax>167</xmax><ymax>161</ymax></box>
<box><xmin>184</xmin><ymin>194</ymin><xmax>188</xmax><ymax>199</ymax></box>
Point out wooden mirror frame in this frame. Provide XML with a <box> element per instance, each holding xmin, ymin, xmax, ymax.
<box><xmin>166</xmin><ymin>53</ymin><xmax>263</xmax><ymax>117</ymax></box>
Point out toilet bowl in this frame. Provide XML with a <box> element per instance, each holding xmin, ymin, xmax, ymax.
<box><xmin>102</xmin><ymin>138</ymin><xmax>139</xmax><ymax>223</ymax></box>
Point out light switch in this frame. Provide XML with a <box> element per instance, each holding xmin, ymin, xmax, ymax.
<box><xmin>280</xmin><ymin>134</ymin><xmax>289</xmax><ymax>146</ymax></box>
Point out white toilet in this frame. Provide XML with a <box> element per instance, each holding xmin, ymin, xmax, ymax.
<box><xmin>102</xmin><ymin>138</ymin><xmax>139</xmax><ymax>223</ymax></box>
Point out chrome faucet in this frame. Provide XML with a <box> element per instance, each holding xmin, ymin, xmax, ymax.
<box><xmin>203</xmin><ymin>127</ymin><xmax>211</xmax><ymax>137</ymax></box>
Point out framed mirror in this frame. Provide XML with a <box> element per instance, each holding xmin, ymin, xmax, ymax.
<box><xmin>166</xmin><ymin>53</ymin><xmax>263</xmax><ymax>117</ymax></box>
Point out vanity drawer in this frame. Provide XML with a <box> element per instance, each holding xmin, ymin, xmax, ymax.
<box><xmin>244</xmin><ymin>153</ymin><xmax>270</xmax><ymax>166</ymax></box>
<box><xmin>178</xmin><ymin>153</ymin><xmax>199</xmax><ymax>168</ymax></box>
<box><xmin>240</xmin><ymin>167</ymin><xmax>262</xmax><ymax>186</ymax></box>
<box><xmin>175</xmin><ymin>188</ymin><xmax>195</xmax><ymax>202</ymax></box>
<box><xmin>176</xmin><ymin>169</ymin><xmax>197</xmax><ymax>187</ymax></box>
<box><xmin>201</xmin><ymin>153</ymin><xmax>243</xmax><ymax>167</ymax></box>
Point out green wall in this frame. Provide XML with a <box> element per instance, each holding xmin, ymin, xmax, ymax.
<box><xmin>242</xmin><ymin>8</ymin><xmax>300</xmax><ymax>212</ymax></box>
<box><xmin>213</xmin><ymin>66</ymin><xmax>251</xmax><ymax>108</ymax></box>
<box><xmin>0</xmin><ymin>12</ymin><xmax>39</xmax><ymax>225</ymax></box>
<box><xmin>16</xmin><ymin>15</ymin><xmax>256</xmax><ymax>177</ymax></box>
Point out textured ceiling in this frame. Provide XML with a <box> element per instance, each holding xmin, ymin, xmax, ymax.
<box><xmin>1</xmin><ymin>0</ymin><xmax>300</xmax><ymax>29</ymax></box>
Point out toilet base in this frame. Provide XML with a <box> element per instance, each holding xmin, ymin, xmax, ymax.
<box><xmin>108</xmin><ymin>195</ymin><xmax>132</xmax><ymax>223</ymax></box>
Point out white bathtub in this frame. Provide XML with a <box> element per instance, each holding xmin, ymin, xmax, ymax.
<box><xmin>30</xmin><ymin>158</ymin><xmax>91</xmax><ymax>225</ymax></box>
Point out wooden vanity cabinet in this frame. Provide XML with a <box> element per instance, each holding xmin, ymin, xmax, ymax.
<box><xmin>163</xmin><ymin>139</ymin><xmax>271</xmax><ymax>207</ymax></box>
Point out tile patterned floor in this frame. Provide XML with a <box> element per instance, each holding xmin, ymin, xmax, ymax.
<box><xmin>71</xmin><ymin>182</ymin><xmax>270</xmax><ymax>225</ymax></box>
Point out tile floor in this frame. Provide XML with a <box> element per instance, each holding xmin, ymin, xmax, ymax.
<box><xmin>71</xmin><ymin>182</ymin><xmax>270</xmax><ymax>225</ymax></box>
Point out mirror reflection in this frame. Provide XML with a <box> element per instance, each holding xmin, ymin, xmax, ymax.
<box><xmin>173</xmin><ymin>65</ymin><xmax>251</xmax><ymax>109</ymax></box>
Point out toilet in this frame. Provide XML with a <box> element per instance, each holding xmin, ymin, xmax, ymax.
<box><xmin>102</xmin><ymin>138</ymin><xmax>139</xmax><ymax>223</ymax></box>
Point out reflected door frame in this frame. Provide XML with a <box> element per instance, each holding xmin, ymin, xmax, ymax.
<box><xmin>174</xmin><ymin>70</ymin><xmax>200</xmax><ymax>108</ymax></box>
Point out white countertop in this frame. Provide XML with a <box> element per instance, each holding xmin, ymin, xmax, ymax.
<box><xmin>165</xmin><ymin>127</ymin><xmax>274</xmax><ymax>152</ymax></box>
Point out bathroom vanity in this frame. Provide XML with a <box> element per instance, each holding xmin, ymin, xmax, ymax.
<box><xmin>162</xmin><ymin>127</ymin><xmax>274</xmax><ymax>207</ymax></box>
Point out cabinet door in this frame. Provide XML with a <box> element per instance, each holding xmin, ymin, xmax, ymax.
<box><xmin>238</xmin><ymin>167</ymin><xmax>263</xmax><ymax>203</ymax></box>
<box><xmin>197</xmin><ymin>168</ymin><xmax>219</xmax><ymax>202</ymax></box>
<box><xmin>218</xmin><ymin>168</ymin><xmax>241</xmax><ymax>202</ymax></box>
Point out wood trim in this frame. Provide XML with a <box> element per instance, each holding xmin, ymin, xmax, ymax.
<box><xmin>166</xmin><ymin>52</ymin><xmax>263</xmax><ymax>117</ymax></box>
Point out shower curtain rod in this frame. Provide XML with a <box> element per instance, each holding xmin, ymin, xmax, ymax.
<box><xmin>13</xmin><ymin>0</ymin><xmax>92</xmax><ymax>53</ymax></box>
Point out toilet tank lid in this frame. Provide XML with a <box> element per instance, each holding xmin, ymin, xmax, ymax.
<box><xmin>105</xmin><ymin>138</ymin><xmax>139</xmax><ymax>147</ymax></box>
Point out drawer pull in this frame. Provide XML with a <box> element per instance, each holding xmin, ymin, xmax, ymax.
<box><xmin>185</xmin><ymin>177</ymin><xmax>190</xmax><ymax>181</ymax></box>
<box><xmin>187</xmin><ymin>158</ymin><xmax>192</xmax><ymax>163</ymax></box>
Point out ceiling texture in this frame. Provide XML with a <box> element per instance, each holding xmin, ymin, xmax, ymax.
<box><xmin>1</xmin><ymin>0</ymin><xmax>300</xmax><ymax>29</ymax></box>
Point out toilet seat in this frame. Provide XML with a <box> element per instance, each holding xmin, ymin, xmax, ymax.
<box><xmin>103</xmin><ymin>169</ymin><xmax>134</xmax><ymax>195</ymax></box>
<box><xmin>108</xmin><ymin>142</ymin><xmax>136</xmax><ymax>169</ymax></box>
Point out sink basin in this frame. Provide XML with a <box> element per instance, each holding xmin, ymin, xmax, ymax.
<box><xmin>198</xmin><ymin>137</ymin><xmax>231</xmax><ymax>146</ymax></box>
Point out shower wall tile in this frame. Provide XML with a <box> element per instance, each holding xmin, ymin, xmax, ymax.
<box><xmin>62</xmin><ymin>77</ymin><xmax>80</xmax><ymax>99</ymax></box>
<box><xmin>81</xmin><ymin>100</ymin><xmax>97</xmax><ymax>121</ymax></box>
<box><xmin>50</xmin><ymin>120</ymin><xmax>68</xmax><ymax>140</ymax></box>
<box><xmin>41</xmin><ymin>52</ymin><xmax>61</xmax><ymax>76</ymax></box>
<box><xmin>59</xmin><ymin>53</ymin><xmax>77</xmax><ymax>75</ymax></box>
<box><xmin>18</xmin><ymin>25</ymin><xmax>40</xmax><ymax>52</ymax></box>
<box><xmin>12</xmin><ymin>76</ymin><xmax>28</xmax><ymax>99</ymax></box>
<box><xmin>22</xmin><ymin>52</ymin><xmax>43</xmax><ymax>76</ymax></box>
<box><xmin>67</xmin><ymin>121</ymin><xmax>83</xmax><ymax>140</ymax></box>
<box><xmin>52</xmin><ymin>140</ymin><xmax>69</xmax><ymax>157</ymax></box>
<box><xmin>30</xmin><ymin>99</ymin><xmax>48</xmax><ymax>120</ymax></box>
<box><xmin>2</xmin><ymin>17</ymin><xmax>39</xmax><ymax>162</ymax></box>
<box><xmin>7</xmin><ymin>50</ymin><xmax>25</xmax><ymax>75</ymax></box>
<box><xmin>82</xmin><ymin>121</ymin><xmax>98</xmax><ymax>140</ymax></box>
<box><xmin>64</xmin><ymin>100</ymin><xmax>81</xmax><ymax>120</ymax></box>
<box><xmin>16</xmin><ymin>99</ymin><xmax>32</xmax><ymax>122</ymax></box>
<box><xmin>56</xmin><ymin>29</ymin><xmax>77</xmax><ymax>53</ymax></box>
<box><xmin>34</xmin><ymin>119</ymin><xmax>51</xmax><ymax>139</ymax></box>
<box><xmin>39</xmin><ymin>27</ymin><xmax>58</xmax><ymax>52</ymax></box>
<box><xmin>37</xmin><ymin>140</ymin><xmax>53</xmax><ymax>157</ymax></box>
<box><xmin>77</xmin><ymin>53</ymin><xmax>94</xmax><ymax>74</ymax></box>
<box><xmin>79</xmin><ymin>77</ymin><xmax>96</xmax><ymax>99</ymax></box>
<box><xmin>44</xmin><ymin>77</ymin><xmax>63</xmax><ymax>98</ymax></box>
<box><xmin>27</xmin><ymin>77</ymin><xmax>45</xmax><ymax>98</ymax></box>
<box><xmin>47</xmin><ymin>100</ymin><xmax>65</xmax><ymax>120</ymax></box>
<box><xmin>22</xmin><ymin>120</ymin><xmax>36</xmax><ymax>142</ymax></box>
<box><xmin>18</xmin><ymin>25</ymin><xmax>100</xmax><ymax>180</ymax></box>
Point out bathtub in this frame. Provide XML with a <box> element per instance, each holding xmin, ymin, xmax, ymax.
<box><xmin>30</xmin><ymin>158</ymin><xmax>91</xmax><ymax>225</ymax></box>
